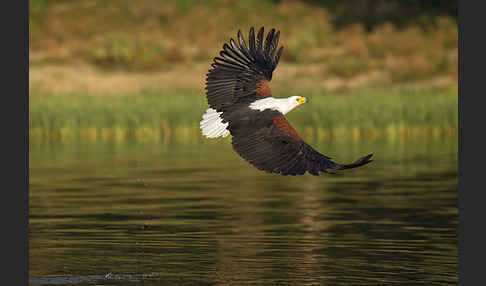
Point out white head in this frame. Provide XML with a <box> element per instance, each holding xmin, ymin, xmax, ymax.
<box><xmin>283</xmin><ymin>96</ymin><xmax>308</xmax><ymax>114</ymax></box>
<box><xmin>249</xmin><ymin>96</ymin><xmax>308</xmax><ymax>115</ymax></box>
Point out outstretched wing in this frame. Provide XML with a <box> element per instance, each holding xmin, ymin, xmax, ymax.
<box><xmin>205</xmin><ymin>27</ymin><xmax>284</xmax><ymax>110</ymax></box>
<box><xmin>231</xmin><ymin>113</ymin><xmax>373</xmax><ymax>176</ymax></box>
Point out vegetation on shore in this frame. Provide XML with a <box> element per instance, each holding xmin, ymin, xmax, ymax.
<box><xmin>30</xmin><ymin>0</ymin><xmax>457</xmax><ymax>82</ymax></box>
<box><xmin>30</xmin><ymin>88</ymin><xmax>457</xmax><ymax>142</ymax></box>
<box><xmin>29</xmin><ymin>0</ymin><xmax>458</xmax><ymax>143</ymax></box>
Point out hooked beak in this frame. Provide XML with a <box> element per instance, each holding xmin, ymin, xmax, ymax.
<box><xmin>297</xmin><ymin>97</ymin><xmax>307</xmax><ymax>104</ymax></box>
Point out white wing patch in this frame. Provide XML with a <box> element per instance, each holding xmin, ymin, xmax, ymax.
<box><xmin>200</xmin><ymin>108</ymin><xmax>230</xmax><ymax>138</ymax></box>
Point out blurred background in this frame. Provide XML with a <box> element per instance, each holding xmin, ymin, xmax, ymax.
<box><xmin>29</xmin><ymin>1</ymin><xmax>458</xmax><ymax>285</ymax></box>
<box><xmin>29</xmin><ymin>0</ymin><xmax>457</xmax><ymax>142</ymax></box>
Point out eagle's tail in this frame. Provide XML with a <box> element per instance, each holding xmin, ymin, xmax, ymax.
<box><xmin>200</xmin><ymin>108</ymin><xmax>230</xmax><ymax>138</ymax></box>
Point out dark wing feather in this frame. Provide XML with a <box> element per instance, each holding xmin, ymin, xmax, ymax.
<box><xmin>231</xmin><ymin>113</ymin><xmax>373</xmax><ymax>176</ymax></box>
<box><xmin>205</xmin><ymin>27</ymin><xmax>283</xmax><ymax>110</ymax></box>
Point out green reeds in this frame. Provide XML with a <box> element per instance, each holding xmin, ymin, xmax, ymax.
<box><xmin>29</xmin><ymin>88</ymin><xmax>457</xmax><ymax>142</ymax></box>
<box><xmin>286</xmin><ymin>88</ymin><xmax>458</xmax><ymax>141</ymax></box>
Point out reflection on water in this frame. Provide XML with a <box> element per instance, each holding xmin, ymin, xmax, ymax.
<box><xmin>29</xmin><ymin>138</ymin><xmax>457</xmax><ymax>285</ymax></box>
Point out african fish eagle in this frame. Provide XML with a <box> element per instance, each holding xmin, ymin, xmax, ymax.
<box><xmin>200</xmin><ymin>27</ymin><xmax>373</xmax><ymax>176</ymax></box>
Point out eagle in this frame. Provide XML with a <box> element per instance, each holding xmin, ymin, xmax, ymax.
<box><xmin>200</xmin><ymin>27</ymin><xmax>373</xmax><ymax>176</ymax></box>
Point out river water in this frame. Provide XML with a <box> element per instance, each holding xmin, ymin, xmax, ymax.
<box><xmin>29</xmin><ymin>137</ymin><xmax>457</xmax><ymax>285</ymax></box>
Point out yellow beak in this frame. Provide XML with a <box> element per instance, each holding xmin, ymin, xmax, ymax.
<box><xmin>297</xmin><ymin>97</ymin><xmax>307</xmax><ymax>104</ymax></box>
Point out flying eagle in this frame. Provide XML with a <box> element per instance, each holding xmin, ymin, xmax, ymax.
<box><xmin>200</xmin><ymin>27</ymin><xmax>373</xmax><ymax>176</ymax></box>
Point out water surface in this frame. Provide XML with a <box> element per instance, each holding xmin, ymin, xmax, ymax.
<box><xmin>29</xmin><ymin>138</ymin><xmax>457</xmax><ymax>285</ymax></box>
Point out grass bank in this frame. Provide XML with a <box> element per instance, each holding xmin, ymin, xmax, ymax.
<box><xmin>30</xmin><ymin>0</ymin><xmax>457</xmax><ymax>82</ymax></box>
<box><xmin>29</xmin><ymin>89</ymin><xmax>457</xmax><ymax>142</ymax></box>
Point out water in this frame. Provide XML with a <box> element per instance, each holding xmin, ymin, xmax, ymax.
<box><xmin>29</xmin><ymin>137</ymin><xmax>458</xmax><ymax>285</ymax></box>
